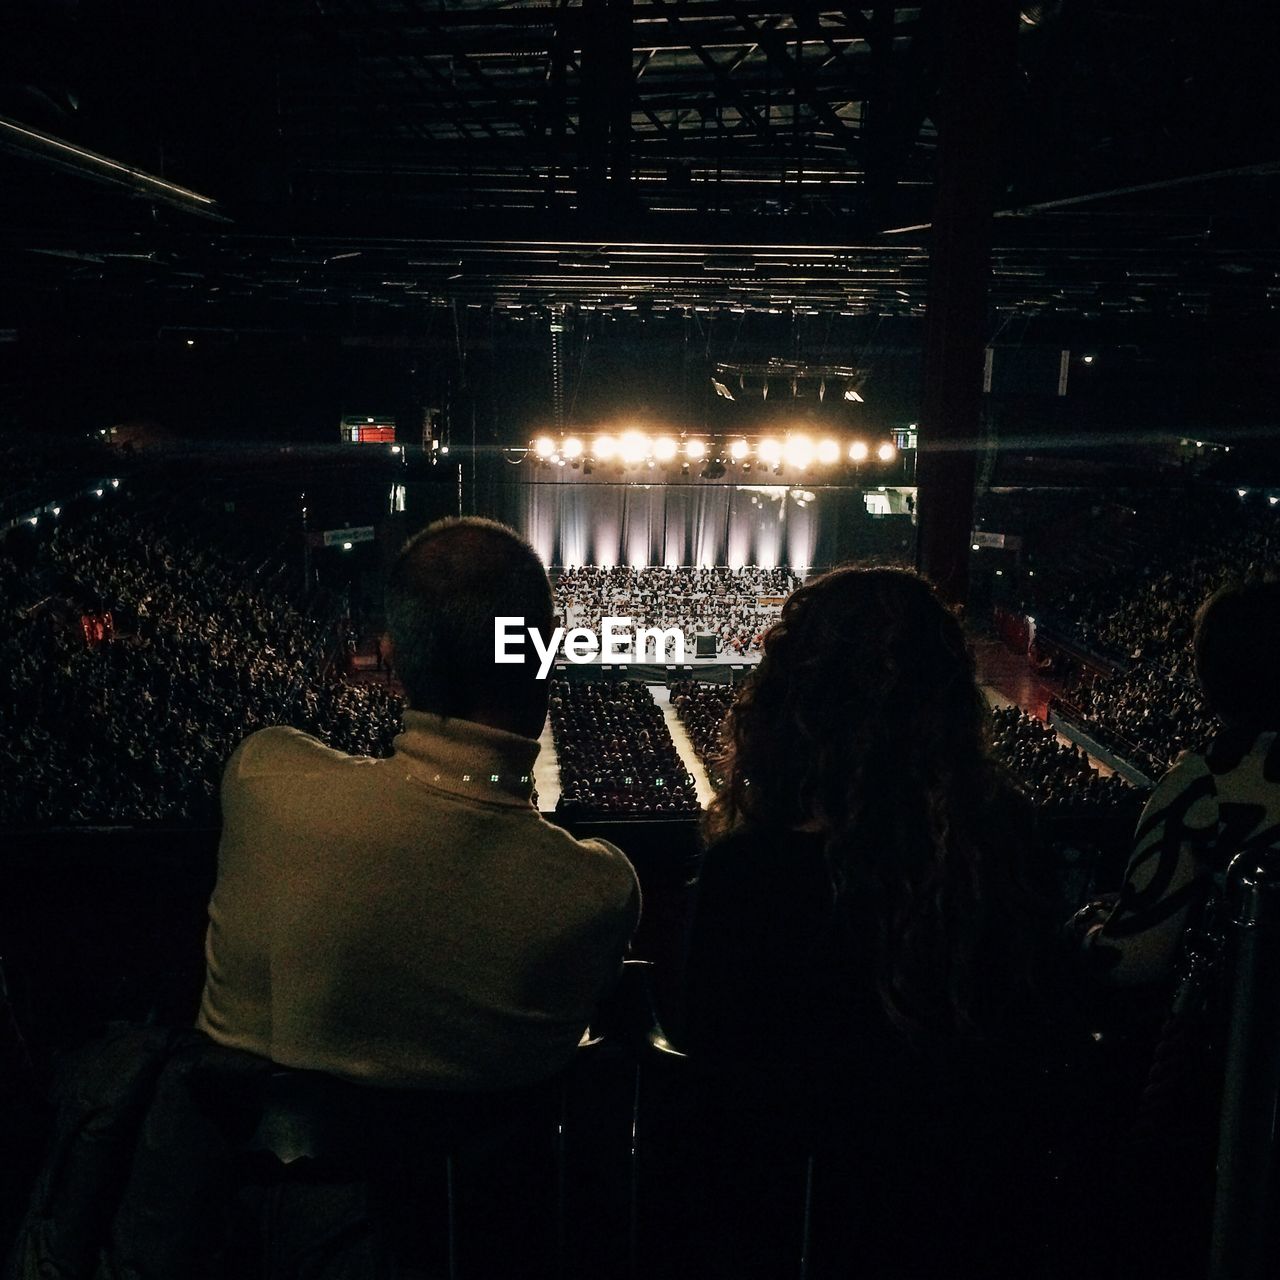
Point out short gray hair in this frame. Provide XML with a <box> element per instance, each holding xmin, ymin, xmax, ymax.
<box><xmin>385</xmin><ymin>517</ymin><xmax>553</xmax><ymax>716</ymax></box>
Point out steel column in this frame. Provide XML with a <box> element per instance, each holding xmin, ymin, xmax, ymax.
<box><xmin>914</xmin><ymin>0</ymin><xmax>1018</xmax><ymax>606</ymax></box>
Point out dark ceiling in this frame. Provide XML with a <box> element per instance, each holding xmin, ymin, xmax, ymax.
<box><xmin>1</xmin><ymin>0</ymin><xmax>1278</xmax><ymax>331</ymax></box>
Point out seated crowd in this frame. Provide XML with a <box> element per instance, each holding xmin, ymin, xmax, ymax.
<box><xmin>549</xmin><ymin>678</ymin><xmax>699</xmax><ymax>818</ymax></box>
<box><xmin>670</xmin><ymin>679</ymin><xmax>734</xmax><ymax>788</ymax></box>
<box><xmin>0</xmin><ymin>489</ymin><xmax>401</xmax><ymax>825</ymax></box>
<box><xmin>674</xmin><ymin>681</ymin><xmax>1139</xmax><ymax>814</ymax></box>
<box><xmin>554</xmin><ymin>564</ymin><xmax>798</xmax><ymax>657</ymax></box>
<box><xmin>987</xmin><ymin>705</ymin><xmax>1139</xmax><ymax>812</ymax></box>
<box><xmin>1034</xmin><ymin>489</ymin><xmax>1279</xmax><ymax>775</ymax></box>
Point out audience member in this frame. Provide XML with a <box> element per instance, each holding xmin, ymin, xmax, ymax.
<box><xmin>199</xmin><ymin>516</ymin><xmax>640</xmax><ymax>1088</ymax></box>
<box><xmin>676</xmin><ymin>567</ymin><xmax>1063</xmax><ymax>1278</ymax></box>
<box><xmin>1087</xmin><ymin>578</ymin><xmax>1280</xmax><ymax>983</ymax></box>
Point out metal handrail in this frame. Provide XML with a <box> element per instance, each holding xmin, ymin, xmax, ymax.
<box><xmin>1208</xmin><ymin>848</ymin><xmax>1280</xmax><ymax>1280</ymax></box>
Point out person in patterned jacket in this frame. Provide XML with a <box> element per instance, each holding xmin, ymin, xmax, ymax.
<box><xmin>1088</xmin><ymin>577</ymin><xmax>1280</xmax><ymax>983</ymax></box>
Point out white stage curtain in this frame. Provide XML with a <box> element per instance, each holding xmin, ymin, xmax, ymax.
<box><xmin>462</xmin><ymin>469</ymin><xmax>894</xmax><ymax>569</ymax></box>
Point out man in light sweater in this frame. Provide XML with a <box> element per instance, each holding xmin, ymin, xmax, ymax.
<box><xmin>197</xmin><ymin>517</ymin><xmax>640</xmax><ymax>1091</ymax></box>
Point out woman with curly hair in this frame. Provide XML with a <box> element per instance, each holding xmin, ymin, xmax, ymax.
<box><xmin>675</xmin><ymin>566</ymin><xmax>1065</xmax><ymax>1278</ymax></box>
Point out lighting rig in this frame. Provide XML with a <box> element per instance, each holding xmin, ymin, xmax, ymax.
<box><xmin>523</xmin><ymin>430</ymin><xmax>901</xmax><ymax>477</ymax></box>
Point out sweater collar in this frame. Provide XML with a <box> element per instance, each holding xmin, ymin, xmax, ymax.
<box><xmin>393</xmin><ymin>709</ymin><xmax>540</xmax><ymax>807</ymax></box>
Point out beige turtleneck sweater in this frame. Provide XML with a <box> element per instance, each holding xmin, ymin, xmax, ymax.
<box><xmin>197</xmin><ymin>710</ymin><xmax>640</xmax><ymax>1090</ymax></box>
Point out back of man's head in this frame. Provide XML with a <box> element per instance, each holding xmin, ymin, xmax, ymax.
<box><xmin>1194</xmin><ymin>577</ymin><xmax>1280</xmax><ymax>731</ymax></box>
<box><xmin>385</xmin><ymin>517</ymin><xmax>553</xmax><ymax>736</ymax></box>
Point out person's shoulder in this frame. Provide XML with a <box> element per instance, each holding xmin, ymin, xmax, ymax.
<box><xmin>1147</xmin><ymin>747</ymin><xmax>1213</xmax><ymax>802</ymax></box>
<box><xmin>1205</xmin><ymin>728</ymin><xmax>1276</xmax><ymax>778</ymax></box>
<box><xmin>1133</xmin><ymin>748</ymin><xmax>1218</xmax><ymax>842</ymax></box>
<box><xmin>579</xmin><ymin>833</ymin><xmax>641</xmax><ymax>883</ymax></box>
<box><xmin>226</xmin><ymin>725</ymin><xmax>366</xmax><ymax>781</ymax></box>
<box><xmin>542</xmin><ymin>827</ymin><xmax>642</xmax><ymax>914</ymax></box>
<box><xmin>533</xmin><ymin>820</ymin><xmax>638</xmax><ymax>880</ymax></box>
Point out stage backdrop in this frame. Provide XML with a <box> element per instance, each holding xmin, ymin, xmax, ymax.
<box><xmin>466</xmin><ymin>471</ymin><xmax>910</xmax><ymax>569</ymax></box>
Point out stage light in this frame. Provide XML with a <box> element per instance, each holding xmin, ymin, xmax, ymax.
<box><xmin>1083</xmin><ymin>354</ymin><xmax>1095</xmax><ymax>364</ymax></box>
<box><xmin>94</xmin><ymin>488</ymin><xmax>103</xmax><ymax>497</ymax></box>
<box><xmin>593</xmin><ymin>435</ymin><xmax>618</xmax><ymax>460</ymax></box>
<box><xmin>816</xmin><ymin>439</ymin><xmax>840</xmax><ymax>464</ymax></box>
<box><xmin>620</xmin><ymin>430</ymin><xmax>649</xmax><ymax>463</ymax></box>
<box><xmin>390</xmin><ymin>445</ymin><xmax>401</xmax><ymax>454</ymax></box>
<box><xmin>844</xmin><ymin>386</ymin><xmax>864</xmax><ymax>402</ymax></box>
<box><xmin>51</xmin><ymin>506</ymin><xmax>60</xmax><ymax>515</ymax></box>
<box><xmin>758</xmin><ymin>438</ymin><xmax>782</xmax><ymax>465</ymax></box>
<box><xmin>849</xmin><ymin>441</ymin><xmax>869</xmax><ymax>463</ymax></box>
<box><xmin>877</xmin><ymin>442</ymin><xmax>897</xmax><ymax>463</ymax></box>
<box><xmin>654</xmin><ymin>437</ymin><xmax>678</xmax><ymax>462</ymax></box>
<box><xmin>28</xmin><ymin>516</ymin><xmax>37</xmax><ymax>526</ymax></box>
<box><xmin>729</xmin><ymin>439</ymin><xmax>749</xmax><ymax>461</ymax></box>
<box><xmin>441</xmin><ymin>445</ymin><xmax>449</xmax><ymax>454</ymax></box>
<box><xmin>563</xmin><ymin>437</ymin><xmax>583</xmax><ymax>459</ymax></box>
<box><xmin>1270</xmin><ymin>496</ymin><xmax>1279</xmax><ymax>506</ymax></box>
<box><xmin>685</xmin><ymin>439</ymin><xmax>707</xmax><ymax>460</ymax></box>
<box><xmin>972</xmin><ymin>543</ymin><xmax>981</xmax><ymax>552</ymax></box>
<box><xmin>186</xmin><ymin>339</ymin><xmax>195</xmax><ymax>347</ymax></box>
<box><xmin>111</xmin><ymin>479</ymin><xmax>120</xmax><ymax>488</ymax></box>
<box><xmin>533</xmin><ymin>435</ymin><xmax>555</xmax><ymax>459</ymax></box>
<box><xmin>343</xmin><ymin>541</ymin><xmax>353</xmax><ymax>550</ymax></box>
<box><xmin>783</xmin><ymin>435</ymin><xmax>814</xmax><ymax>469</ymax></box>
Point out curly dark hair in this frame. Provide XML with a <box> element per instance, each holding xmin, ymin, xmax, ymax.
<box><xmin>706</xmin><ymin>566</ymin><xmax>1043</xmax><ymax>1039</ymax></box>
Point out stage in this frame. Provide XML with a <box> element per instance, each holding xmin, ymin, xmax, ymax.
<box><xmin>547</xmin><ymin>655</ymin><xmax>759</xmax><ymax>683</ymax></box>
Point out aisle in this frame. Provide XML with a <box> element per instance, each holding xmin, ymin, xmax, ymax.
<box><xmin>533</xmin><ymin>714</ymin><xmax>562</xmax><ymax>813</ymax></box>
<box><xmin>651</xmin><ymin>684</ymin><xmax>717</xmax><ymax>810</ymax></box>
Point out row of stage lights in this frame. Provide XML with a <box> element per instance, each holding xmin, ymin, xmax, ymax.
<box><xmin>530</xmin><ymin>431</ymin><xmax>898</xmax><ymax>469</ymax></box>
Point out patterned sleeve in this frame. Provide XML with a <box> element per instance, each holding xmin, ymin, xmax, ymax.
<box><xmin>1091</xmin><ymin>752</ymin><xmax>1219</xmax><ymax>985</ymax></box>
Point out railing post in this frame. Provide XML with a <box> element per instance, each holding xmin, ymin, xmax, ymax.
<box><xmin>1209</xmin><ymin>849</ymin><xmax>1280</xmax><ymax>1280</ymax></box>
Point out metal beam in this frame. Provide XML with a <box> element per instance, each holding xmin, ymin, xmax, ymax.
<box><xmin>0</xmin><ymin>115</ymin><xmax>228</xmax><ymax>221</ymax></box>
<box><xmin>728</xmin><ymin>8</ymin><xmax>864</xmax><ymax>154</ymax></box>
